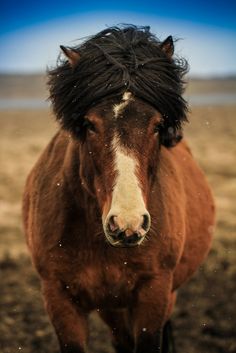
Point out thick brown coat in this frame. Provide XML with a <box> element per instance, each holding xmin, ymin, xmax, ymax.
<box><xmin>23</xmin><ymin>130</ymin><xmax>215</xmax><ymax>353</ymax></box>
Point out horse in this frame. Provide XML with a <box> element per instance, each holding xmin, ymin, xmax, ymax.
<box><xmin>22</xmin><ymin>25</ymin><xmax>215</xmax><ymax>353</ymax></box>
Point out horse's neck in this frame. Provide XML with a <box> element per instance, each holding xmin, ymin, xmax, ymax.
<box><xmin>62</xmin><ymin>137</ymin><xmax>101</xmax><ymax>223</ymax></box>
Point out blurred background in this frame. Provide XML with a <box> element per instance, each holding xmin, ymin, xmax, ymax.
<box><xmin>0</xmin><ymin>1</ymin><xmax>236</xmax><ymax>352</ymax></box>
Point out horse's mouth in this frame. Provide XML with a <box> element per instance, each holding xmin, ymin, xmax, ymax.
<box><xmin>105</xmin><ymin>234</ymin><xmax>146</xmax><ymax>248</ymax></box>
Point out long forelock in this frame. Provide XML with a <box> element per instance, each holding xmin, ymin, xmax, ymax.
<box><xmin>48</xmin><ymin>25</ymin><xmax>189</xmax><ymax>136</ymax></box>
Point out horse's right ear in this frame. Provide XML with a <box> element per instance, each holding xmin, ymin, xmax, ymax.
<box><xmin>160</xmin><ymin>36</ymin><xmax>174</xmax><ymax>59</ymax></box>
<box><xmin>60</xmin><ymin>45</ymin><xmax>80</xmax><ymax>67</ymax></box>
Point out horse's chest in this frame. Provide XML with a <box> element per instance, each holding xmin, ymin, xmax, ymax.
<box><xmin>67</xmin><ymin>263</ymin><xmax>138</xmax><ymax>310</ymax></box>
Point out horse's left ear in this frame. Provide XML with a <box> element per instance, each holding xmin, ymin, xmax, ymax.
<box><xmin>160</xmin><ymin>36</ymin><xmax>174</xmax><ymax>59</ymax></box>
<box><xmin>60</xmin><ymin>45</ymin><xmax>80</xmax><ymax>67</ymax></box>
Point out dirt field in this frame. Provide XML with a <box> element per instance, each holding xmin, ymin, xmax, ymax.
<box><xmin>0</xmin><ymin>83</ymin><xmax>236</xmax><ymax>352</ymax></box>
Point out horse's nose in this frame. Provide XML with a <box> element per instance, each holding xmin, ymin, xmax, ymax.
<box><xmin>106</xmin><ymin>214</ymin><xmax>151</xmax><ymax>246</ymax></box>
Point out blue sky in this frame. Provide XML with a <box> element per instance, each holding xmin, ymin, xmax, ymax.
<box><xmin>1</xmin><ymin>0</ymin><xmax>236</xmax><ymax>76</ymax></box>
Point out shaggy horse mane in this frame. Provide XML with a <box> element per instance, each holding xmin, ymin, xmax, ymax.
<box><xmin>48</xmin><ymin>25</ymin><xmax>189</xmax><ymax>146</ymax></box>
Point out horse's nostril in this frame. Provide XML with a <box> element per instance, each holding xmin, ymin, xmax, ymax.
<box><xmin>142</xmin><ymin>214</ymin><xmax>151</xmax><ymax>232</ymax></box>
<box><xmin>108</xmin><ymin>215</ymin><xmax>119</xmax><ymax>233</ymax></box>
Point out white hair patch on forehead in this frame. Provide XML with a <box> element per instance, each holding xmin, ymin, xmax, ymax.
<box><xmin>123</xmin><ymin>92</ymin><xmax>132</xmax><ymax>101</ymax></box>
<box><xmin>113</xmin><ymin>91</ymin><xmax>133</xmax><ymax>118</ymax></box>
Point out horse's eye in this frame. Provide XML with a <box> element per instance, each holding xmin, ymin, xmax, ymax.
<box><xmin>153</xmin><ymin>124</ymin><xmax>160</xmax><ymax>135</ymax></box>
<box><xmin>83</xmin><ymin>119</ymin><xmax>97</xmax><ymax>133</ymax></box>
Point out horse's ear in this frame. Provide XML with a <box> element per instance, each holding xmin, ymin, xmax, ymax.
<box><xmin>60</xmin><ymin>45</ymin><xmax>80</xmax><ymax>67</ymax></box>
<box><xmin>160</xmin><ymin>36</ymin><xmax>174</xmax><ymax>59</ymax></box>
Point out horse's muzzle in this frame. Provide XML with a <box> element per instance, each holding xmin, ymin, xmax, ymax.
<box><xmin>104</xmin><ymin>214</ymin><xmax>151</xmax><ymax>247</ymax></box>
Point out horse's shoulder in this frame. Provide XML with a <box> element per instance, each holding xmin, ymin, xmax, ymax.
<box><xmin>27</xmin><ymin>130</ymin><xmax>69</xmax><ymax>178</ymax></box>
<box><xmin>23</xmin><ymin>130</ymin><xmax>74</xmax><ymax>224</ymax></box>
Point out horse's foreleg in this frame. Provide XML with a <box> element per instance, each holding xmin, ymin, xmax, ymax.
<box><xmin>99</xmin><ymin>309</ymin><xmax>134</xmax><ymax>353</ymax></box>
<box><xmin>42</xmin><ymin>280</ymin><xmax>88</xmax><ymax>353</ymax></box>
<box><xmin>132</xmin><ymin>272</ymin><xmax>173</xmax><ymax>353</ymax></box>
<box><xmin>162</xmin><ymin>320</ymin><xmax>176</xmax><ymax>353</ymax></box>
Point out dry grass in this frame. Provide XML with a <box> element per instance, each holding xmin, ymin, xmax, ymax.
<box><xmin>185</xmin><ymin>105</ymin><xmax>236</xmax><ymax>240</ymax></box>
<box><xmin>0</xmin><ymin>110</ymin><xmax>56</xmax><ymax>256</ymax></box>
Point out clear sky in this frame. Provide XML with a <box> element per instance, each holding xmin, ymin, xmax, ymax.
<box><xmin>1</xmin><ymin>0</ymin><xmax>236</xmax><ymax>76</ymax></box>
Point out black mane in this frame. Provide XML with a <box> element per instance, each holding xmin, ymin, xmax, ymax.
<box><xmin>48</xmin><ymin>25</ymin><xmax>189</xmax><ymax>146</ymax></box>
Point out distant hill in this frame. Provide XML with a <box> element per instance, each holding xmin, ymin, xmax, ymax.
<box><xmin>0</xmin><ymin>74</ymin><xmax>47</xmax><ymax>99</ymax></box>
<box><xmin>186</xmin><ymin>76</ymin><xmax>236</xmax><ymax>95</ymax></box>
<box><xmin>0</xmin><ymin>73</ymin><xmax>236</xmax><ymax>99</ymax></box>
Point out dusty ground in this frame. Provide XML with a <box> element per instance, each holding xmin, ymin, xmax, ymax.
<box><xmin>0</xmin><ymin>88</ymin><xmax>236</xmax><ymax>352</ymax></box>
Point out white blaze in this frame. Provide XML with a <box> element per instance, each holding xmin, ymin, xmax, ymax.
<box><xmin>113</xmin><ymin>92</ymin><xmax>133</xmax><ymax>118</ymax></box>
<box><xmin>107</xmin><ymin>135</ymin><xmax>147</xmax><ymax>228</ymax></box>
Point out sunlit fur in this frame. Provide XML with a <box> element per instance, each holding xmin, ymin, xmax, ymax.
<box><xmin>48</xmin><ymin>25</ymin><xmax>188</xmax><ymax>147</ymax></box>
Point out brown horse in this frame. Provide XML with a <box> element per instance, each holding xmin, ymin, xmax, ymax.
<box><xmin>22</xmin><ymin>26</ymin><xmax>215</xmax><ymax>353</ymax></box>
